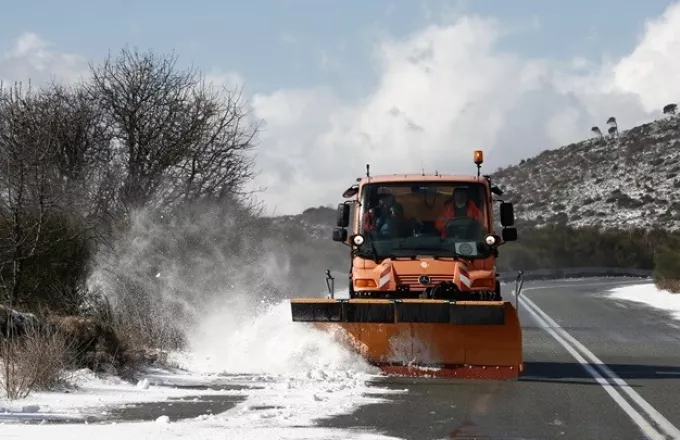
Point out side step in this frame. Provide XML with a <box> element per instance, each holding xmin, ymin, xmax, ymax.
<box><xmin>290</xmin><ymin>299</ymin><xmax>505</xmax><ymax>325</ymax></box>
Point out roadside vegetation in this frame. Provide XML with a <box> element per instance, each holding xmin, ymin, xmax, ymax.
<box><xmin>496</xmin><ymin>224</ymin><xmax>672</xmax><ymax>271</ymax></box>
<box><xmin>0</xmin><ymin>46</ymin><xmax>263</xmax><ymax>398</ymax></box>
<box><xmin>496</xmin><ymin>224</ymin><xmax>680</xmax><ymax>293</ymax></box>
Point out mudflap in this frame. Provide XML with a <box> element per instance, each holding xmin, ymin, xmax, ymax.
<box><xmin>289</xmin><ymin>298</ymin><xmax>522</xmax><ymax>379</ymax></box>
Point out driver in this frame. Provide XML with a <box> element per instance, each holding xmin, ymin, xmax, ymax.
<box><xmin>434</xmin><ymin>187</ymin><xmax>481</xmax><ymax>237</ymax></box>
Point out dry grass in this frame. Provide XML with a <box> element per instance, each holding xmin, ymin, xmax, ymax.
<box><xmin>654</xmin><ymin>278</ymin><xmax>680</xmax><ymax>294</ymax></box>
<box><xmin>0</xmin><ymin>324</ymin><xmax>77</xmax><ymax>399</ymax></box>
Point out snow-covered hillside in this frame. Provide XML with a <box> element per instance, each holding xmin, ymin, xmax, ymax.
<box><xmin>494</xmin><ymin>114</ymin><xmax>680</xmax><ymax>231</ymax></box>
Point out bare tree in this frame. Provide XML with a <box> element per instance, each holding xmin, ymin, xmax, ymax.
<box><xmin>0</xmin><ymin>82</ymin><xmax>99</xmax><ymax>312</ymax></box>
<box><xmin>160</xmin><ymin>84</ymin><xmax>261</xmax><ymax>206</ymax></box>
<box><xmin>84</xmin><ymin>47</ymin><xmax>260</xmax><ymax>215</ymax></box>
<box><xmin>0</xmin><ymin>83</ymin><xmax>61</xmax><ymax>307</ymax></box>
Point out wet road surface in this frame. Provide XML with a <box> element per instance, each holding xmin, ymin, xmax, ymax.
<box><xmin>319</xmin><ymin>277</ymin><xmax>680</xmax><ymax>440</ymax></box>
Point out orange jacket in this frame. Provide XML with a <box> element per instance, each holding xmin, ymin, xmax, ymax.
<box><xmin>363</xmin><ymin>209</ymin><xmax>377</xmax><ymax>231</ymax></box>
<box><xmin>435</xmin><ymin>199</ymin><xmax>481</xmax><ymax>233</ymax></box>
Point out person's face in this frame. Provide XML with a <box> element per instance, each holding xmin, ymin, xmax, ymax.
<box><xmin>454</xmin><ymin>191</ymin><xmax>466</xmax><ymax>207</ymax></box>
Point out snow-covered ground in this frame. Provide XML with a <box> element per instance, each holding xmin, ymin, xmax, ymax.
<box><xmin>0</xmin><ymin>298</ymin><xmax>408</xmax><ymax>440</ymax></box>
<box><xmin>607</xmin><ymin>282</ymin><xmax>680</xmax><ymax>321</ymax></box>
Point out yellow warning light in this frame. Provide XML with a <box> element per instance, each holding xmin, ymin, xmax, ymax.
<box><xmin>474</xmin><ymin>150</ymin><xmax>484</xmax><ymax>165</ymax></box>
<box><xmin>355</xmin><ymin>279</ymin><xmax>377</xmax><ymax>288</ymax></box>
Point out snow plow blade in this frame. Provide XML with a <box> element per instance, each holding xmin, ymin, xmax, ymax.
<box><xmin>290</xmin><ymin>298</ymin><xmax>523</xmax><ymax>379</ymax></box>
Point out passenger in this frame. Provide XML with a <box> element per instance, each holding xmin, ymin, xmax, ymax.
<box><xmin>363</xmin><ymin>192</ymin><xmax>406</xmax><ymax>238</ymax></box>
<box><xmin>434</xmin><ymin>187</ymin><xmax>481</xmax><ymax>237</ymax></box>
<box><xmin>384</xmin><ymin>203</ymin><xmax>410</xmax><ymax>238</ymax></box>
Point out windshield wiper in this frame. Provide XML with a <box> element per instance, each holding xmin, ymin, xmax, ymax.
<box><xmin>391</xmin><ymin>245</ymin><xmax>460</xmax><ymax>255</ymax></box>
<box><xmin>390</xmin><ymin>242</ymin><xmax>482</xmax><ymax>259</ymax></box>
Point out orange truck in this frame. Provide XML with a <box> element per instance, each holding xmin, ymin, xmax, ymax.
<box><xmin>290</xmin><ymin>150</ymin><xmax>524</xmax><ymax>379</ymax></box>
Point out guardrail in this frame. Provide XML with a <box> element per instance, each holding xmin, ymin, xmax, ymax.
<box><xmin>497</xmin><ymin>267</ymin><xmax>652</xmax><ymax>282</ymax></box>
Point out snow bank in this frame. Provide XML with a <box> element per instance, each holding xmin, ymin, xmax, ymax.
<box><xmin>607</xmin><ymin>282</ymin><xmax>680</xmax><ymax>321</ymax></box>
<box><xmin>0</xmin><ymin>368</ymin><xmax>239</xmax><ymax>421</ymax></box>
<box><xmin>0</xmin><ymin>288</ymin><xmax>408</xmax><ymax>439</ymax></box>
<box><xmin>0</xmin><ymin>365</ymin><xmax>405</xmax><ymax>439</ymax></box>
<box><xmin>0</xmin><ymin>421</ymin><xmax>404</xmax><ymax>440</ymax></box>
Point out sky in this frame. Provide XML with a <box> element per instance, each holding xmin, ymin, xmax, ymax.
<box><xmin>1</xmin><ymin>0</ymin><xmax>680</xmax><ymax>215</ymax></box>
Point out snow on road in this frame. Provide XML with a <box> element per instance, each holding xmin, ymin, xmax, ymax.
<box><xmin>607</xmin><ymin>282</ymin><xmax>680</xmax><ymax>321</ymax></box>
<box><xmin>0</xmin><ymin>299</ymin><xmax>407</xmax><ymax>439</ymax></box>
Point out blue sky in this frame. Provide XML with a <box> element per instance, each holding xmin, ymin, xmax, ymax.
<box><xmin>2</xmin><ymin>1</ymin><xmax>680</xmax><ymax>213</ymax></box>
<box><xmin>0</xmin><ymin>0</ymin><xmax>675</xmax><ymax>96</ymax></box>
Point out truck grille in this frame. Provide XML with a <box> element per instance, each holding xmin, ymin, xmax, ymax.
<box><xmin>397</xmin><ymin>275</ymin><xmax>453</xmax><ymax>287</ymax></box>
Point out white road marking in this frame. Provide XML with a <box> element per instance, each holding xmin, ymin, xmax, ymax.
<box><xmin>517</xmin><ymin>284</ymin><xmax>680</xmax><ymax>440</ymax></box>
<box><xmin>518</xmin><ymin>294</ymin><xmax>664</xmax><ymax>439</ymax></box>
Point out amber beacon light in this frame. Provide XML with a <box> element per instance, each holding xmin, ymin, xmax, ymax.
<box><xmin>474</xmin><ymin>150</ymin><xmax>484</xmax><ymax>165</ymax></box>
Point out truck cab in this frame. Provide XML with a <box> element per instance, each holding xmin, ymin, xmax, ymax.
<box><xmin>331</xmin><ymin>151</ymin><xmax>517</xmax><ymax>301</ymax></box>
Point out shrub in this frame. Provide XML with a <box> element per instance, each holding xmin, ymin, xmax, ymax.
<box><xmin>652</xmin><ymin>246</ymin><xmax>680</xmax><ymax>293</ymax></box>
<box><xmin>0</xmin><ymin>324</ymin><xmax>76</xmax><ymax>399</ymax></box>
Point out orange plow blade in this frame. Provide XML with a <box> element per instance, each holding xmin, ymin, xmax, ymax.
<box><xmin>290</xmin><ymin>298</ymin><xmax>523</xmax><ymax>379</ymax></box>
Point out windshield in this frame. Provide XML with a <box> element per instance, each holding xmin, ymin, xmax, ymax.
<box><xmin>357</xmin><ymin>181</ymin><xmax>491</xmax><ymax>259</ymax></box>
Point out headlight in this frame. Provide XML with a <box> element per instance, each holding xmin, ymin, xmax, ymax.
<box><xmin>484</xmin><ymin>235</ymin><xmax>497</xmax><ymax>246</ymax></box>
<box><xmin>352</xmin><ymin>234</ymin><xmax>365</xmax><ymax>246</ymax></box>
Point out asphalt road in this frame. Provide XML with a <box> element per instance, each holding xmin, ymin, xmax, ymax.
<box><xmin>319</xmin><ymin>277</ymin><xmax>680</xmax><ymax>440</ymax></box>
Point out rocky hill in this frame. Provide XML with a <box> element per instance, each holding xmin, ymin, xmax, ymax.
<box><xmin>494</xmin><ymin>114</ymin><xmax>680</xmax><ymax>231</ymax></box>
<box><xmin>271</xmin><ymin>206</ymin><xmax>337</xmax><ymax>241</ymax></box>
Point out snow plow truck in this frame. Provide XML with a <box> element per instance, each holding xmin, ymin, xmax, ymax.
<box><xmin>289</xmin><ymin>150</ymin><xmax>524</xmax><ymax>379</ymax></box>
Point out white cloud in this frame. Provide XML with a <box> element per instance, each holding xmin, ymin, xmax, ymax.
<box><xmin>0</xmin><ymin>32</ymin><xmax>88</xmax><ymax>85</ymax></box>
<box><xmin>612</xmin><ymin>1</ymin><xmax>680</xmax><ymax>112</ymax></box>
<box><xmin>4</xmin><ymin>2</ymin><xmax>680</xmax><ymax>216</ymax></box>
<box><xmin>247</xmin><ymin>3</ymin><xmax>680</xmax><ymax>215</ymax></box>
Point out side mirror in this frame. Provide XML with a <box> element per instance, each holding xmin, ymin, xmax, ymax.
<box><xmin>332</xmin><ymin>227</ymin><xmax>348</xmax><ymax>242</ymax></box>
<box><xmin>502</xmin><ymin>227</ymin><xmax>517</xmax><ymax>242</ymax></box>
<box><xmin>500</xmin><ymin>202</ymin><xmax>515</xmax><ymax>227</ymax></box>
<box><xmin>342</xmin><ymin>184</ymin><xmax>359</xmax><ymax>199</ymax></box>
<box><xmin>336</xmin><ymin>203</ymin><xmax>350</xmax><ymax>227</ymax></box>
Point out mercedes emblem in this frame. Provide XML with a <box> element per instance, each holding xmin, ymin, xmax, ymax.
<box><xmin>419</xmin><ymin>275</ymin><xmax>431</xmax><ymax>285</ymax></box>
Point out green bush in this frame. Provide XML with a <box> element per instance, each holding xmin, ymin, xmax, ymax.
<box><xmin>652</xmin><ymin>246</ymin><xmax>680</xmax><ymax>293</ymax></box>
<box><xmin>496</xmin><ymin>224</ymin><xmax>680</xmax><ymax>272</ymax></box>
